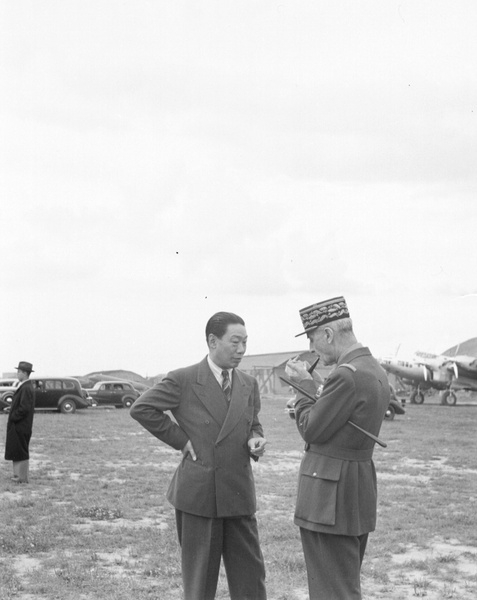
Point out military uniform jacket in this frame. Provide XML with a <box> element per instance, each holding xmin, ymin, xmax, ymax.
<box><xmin>294</xmin><ymin>347</ymin><xmax>390</xmax><ymax>536</ymax></box>
<box><xmin>130</xmin><ymin>357</ymin><xmax>264</xmax><ymax>519</ymax></box>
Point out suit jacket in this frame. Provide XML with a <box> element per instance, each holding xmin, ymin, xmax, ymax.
<box><xmin>130</xmin><ymin>357</ymin><xmax>264</xmax><ymax>518</ymax></box>
<box><xmin>293</xmin><ymin>347</ymin><xmax>390</xmax><ymax>536</ymax></box>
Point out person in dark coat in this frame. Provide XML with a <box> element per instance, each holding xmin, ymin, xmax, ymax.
<box><xmin>286</xmin><ymin>297</ymin><xmax>390</xmax><ymax>600</ymax></box>
<box><xmin>5</xmin><ymin>361</ymin><xmax>35</xmax><ymax>483</ymax></box>
<box><xmin>130</xmin><ymin>312</ymin><xmax>267</xmax><ymax>600</ymax></box>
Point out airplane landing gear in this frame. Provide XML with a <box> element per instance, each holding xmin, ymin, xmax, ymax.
<box><xmin>410</xmin><ymin>389</ymin><xmax>425</xmax><ymax>404</ymax></box>
<box><xmin>440</xmin><ymin>390</ymin><xmax>457</xmax><ymax>406</ymax></box>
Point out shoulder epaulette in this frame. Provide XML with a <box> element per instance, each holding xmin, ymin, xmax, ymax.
<box><xmin>339</xmin><ymin>363</ymin><xmax>357</xmax><ymax>372</ymax></box>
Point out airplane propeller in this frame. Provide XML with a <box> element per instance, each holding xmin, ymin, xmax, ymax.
<box><xmin>443</xmin><ymin>360</ymin><xmax>459</xmax><ymax>379</ymax></box>
<box><xmin>421</xmin><ymin>365</ymin><xmax>432</xmax><ymax>382</ymax></box>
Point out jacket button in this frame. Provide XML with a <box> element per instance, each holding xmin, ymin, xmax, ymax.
<box><xmin>312</xmin><ymin>472</ymin><xmax>317</xmax><ymax>477</ymax></box>
<box><xmin>205</xmin><ymin>420</ymin><xmax>210</xmax><ymax>424</ymax></box>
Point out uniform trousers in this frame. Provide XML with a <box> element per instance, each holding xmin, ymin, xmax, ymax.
<box><xmin>300</xmin><ymin>528</ymin><xmax>368</xmax><ymax>600</ymax></box>
<box><xmin>176</xmin><ymin>509</ymin><xmax>267</xmax><ymax>600</ymax></box>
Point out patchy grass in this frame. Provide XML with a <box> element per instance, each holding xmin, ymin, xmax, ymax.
<box><xmin>1</xmin><ymin>397</ymin><xmax>477</xmax><ymax>599</ymax></box>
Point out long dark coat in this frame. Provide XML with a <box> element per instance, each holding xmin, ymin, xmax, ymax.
<box><xmin>5</xmin><ymin>379</ymin><xmax>35</xmax><ymax>461</ymax></box>
<box><xmin>294</xmin><ymin>346</ymin><xmax>390</xmax><ymax>535</ymax></box>
<box><xmin>130</xmin><ymin>357</ymin><xmax>264</xmax><ymax>518</ymax></box>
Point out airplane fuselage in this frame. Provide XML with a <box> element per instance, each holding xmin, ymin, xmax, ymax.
<box><xmin>380</xmin><ymin>358</ymin><xmax>426</xmax><ymax>382</ymax></box>
<box><xmin>380</xmin><ymin>354</ymin><xmax>477</xmax><ymax>396</ymax></box>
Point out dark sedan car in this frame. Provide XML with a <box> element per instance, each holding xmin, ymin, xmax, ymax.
<box><xmin>1</xmin><ymin>377</ymin><xmax>91</xmax><ymax>414</ymax></box>
<box><xmin>32</xmin><ymin>377</ymin><xmax>92</xmax><ymax>413</ymax></box>
<box><xmin>86</xmin><ymin>381</ymin><xmax>141</xmax><ymax>408</ymax></box>
<box><xmin>0</xmin><ymin>378</ymin><xmax>19</xmax><ymax>410</ymax></box>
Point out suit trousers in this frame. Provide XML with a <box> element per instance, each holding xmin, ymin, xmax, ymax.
<box><xmin>299</xmin><ymin>528</ymin><xmax>368</xmax><ymax>600</ymax></box>
<box><xmin>176</xmin><ymin>510</ymin><xmax>267</xmax><ymax>600</ymax></box>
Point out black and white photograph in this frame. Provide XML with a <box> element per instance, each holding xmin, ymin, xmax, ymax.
<box><xmin>1</xmin><ymin>2</ymin><xmax>476</xmax><ymax>599</ymax></box>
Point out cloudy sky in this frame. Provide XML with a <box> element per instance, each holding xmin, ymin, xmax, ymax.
<box><xmin>1</xmin><ymin>1</ymin><xmax>476</xmax><ymax>377</ymax></box>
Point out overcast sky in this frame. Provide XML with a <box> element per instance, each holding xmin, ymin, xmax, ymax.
<box><xmin>1</xmin><ymin>1</ymin><xmax>476</xmax><ymax>377</ymax></box>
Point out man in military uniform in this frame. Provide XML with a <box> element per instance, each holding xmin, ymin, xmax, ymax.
<box><xmin>286</xmin><ymin>297</ymin><xmax>390</xmax><ymax>599</ymax></box>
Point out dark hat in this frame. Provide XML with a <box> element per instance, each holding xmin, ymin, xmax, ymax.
<box><xmin>15</xmin><ymin>361</ymin><xmax>34</xmax><ymax>373</ymax></box>
<box><xmin>296</xmin><ymin>296</ymin><xmax>350</xmax><ymax>337</ymax></box>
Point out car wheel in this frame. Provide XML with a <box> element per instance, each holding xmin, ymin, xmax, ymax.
<box><xmin>2</xmin><ymin>393</ymin><xmax>14</xmax><ymax>406</ymax></box>
<box><xmin>59</xmin><ymin>397</ymin><xmax>77</xmax><ymax>414</ymax></box>
<box><xmin>122</xmin><ymin>397</ymin><xmax>134</xmax><ymax>408</ymax></box>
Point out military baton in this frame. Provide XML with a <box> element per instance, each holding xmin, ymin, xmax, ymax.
<box><xmin>280</xmin><ymin>376</ymin><xmax>387</xmax><ymax>448</ymax></box>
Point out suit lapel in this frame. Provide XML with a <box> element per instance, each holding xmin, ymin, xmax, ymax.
<box><xmin>191</xmin><ymin>360</ymin><xmax>253</xmax><ymax>442</ymax></box>
<box><xmin>216</xmin><ymin>369</ymin><xmax>251</xmax><ymax>443</ymax></box>
<box><xmin>191</xmin><ymin>358</ymin><xmax>228</xmax><ymax>426</ymax></box>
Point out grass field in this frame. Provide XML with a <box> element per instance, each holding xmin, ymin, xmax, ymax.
<box><xmin>1</xmin><ymin>395</ymin><xmax>476</xmax><ymax>600</ymax></box>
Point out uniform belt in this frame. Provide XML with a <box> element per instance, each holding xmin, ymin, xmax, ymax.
<box><xmin>305</xmin><ymin>443</ymin><xmax>374</xmax><ymax>461</ymax></box>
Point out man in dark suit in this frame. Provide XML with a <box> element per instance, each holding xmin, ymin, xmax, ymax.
<box><xmin>5</xmin><ymin>361</ymin><xmax>35</xmax><ymax>483</ymax></box>
<box><xmin>286</xmin><ymin>297</ymin><xmax>389</xmax><ymax>599</ymax></box>
<box><xmin>130</xmin><ymin>312</ymin><xmax>267</xmax><ymax>600</ymax></box>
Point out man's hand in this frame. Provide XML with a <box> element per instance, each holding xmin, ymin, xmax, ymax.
<box><xmin>182</xmin><ymin>440</ymin><xmax>197</xmax><ymax>461</ymax></box>
<box><xmin>285</xmin><ymin>358</ymin><xmax>313</xmax><ymax>382</ymax></box>
<box><xmin>248</xmin><ymin>437</ymin><xmax>267</xmax><ymax>457</ymax></box>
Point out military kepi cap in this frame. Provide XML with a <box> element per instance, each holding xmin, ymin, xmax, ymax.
<box><xmin>15</xmin><ymin>361</ymin><xmax>34</xmax><ymax>373</ymax></box>
<box><xmin>296</xmin><ymin>296</ymin><xmax>350</xmax><ymax>337</ymax></box>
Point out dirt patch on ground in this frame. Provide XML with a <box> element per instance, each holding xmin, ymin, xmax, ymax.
<box><xmin>11</xmin><ymin>555</ymin><xmax>42</xmax><ymax>577</ymax></box>
<box><xmin>401</xmin><ymin>455</ymin><xmax>477</xmax><ymax>476</ymax></box>
<box><xmin>363</xmin><ymin>536</ymin><xmax>477</xmax><ymax>599</ymax></box>
<box><xmin>72</xmin><ymin>516</ymin><xmax>169</xmax><ymax>531</ymax></box>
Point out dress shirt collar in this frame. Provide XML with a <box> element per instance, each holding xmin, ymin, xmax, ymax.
<box><xmin>207</xmin><ymin>355</ymin><xmax>233</xmax><ymax>385</ymax></box>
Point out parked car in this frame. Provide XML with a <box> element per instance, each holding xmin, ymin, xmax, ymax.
<box><xmin>32</xmin><ymin>377</ymin><xmax>92</xmax><ymax>413</ymax></box>
<box><xmin>0</xmin><ymin>379</ymin><xmax>19</xmax><ymax>410</ymax></box>
<box><xmin>86</xmin><ymin>381</ymin><xmax>140</xmax><ymax>408</ymax></box>
<box><xmin>0</xmin><ymin>378</ymin><xmax>19</xmax><ymax>389</ymax></box>
<box><xmin>0</xmin><ymin>377</ymin><xmax>91</xmax><ymax>414</ymax></box>
<box><xmin>384</xmin><ymin>385</ymin><xmax>406</xmax><ymax>420</ymax></box>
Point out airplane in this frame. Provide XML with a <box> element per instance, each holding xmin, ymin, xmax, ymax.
<box><xmin>380</xmin><ymin>350</ymin><xmax>477</xmax><ymax>406</ymax></box>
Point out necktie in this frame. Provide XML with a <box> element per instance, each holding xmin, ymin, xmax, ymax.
<box><xmin>222</xmin><ymin>370</ymin><xmax>232</xmax><ymax>403</ymax></box>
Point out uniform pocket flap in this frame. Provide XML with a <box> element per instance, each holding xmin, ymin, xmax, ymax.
<box><xmin>300</xmin><ymin>454</ymin><xmax>342</xmax><ymax>481</ymax></box>
<box><xmin>295</xmin><ymin>454</ymin><xmax>342</xmax><ymax>526</ymax></box>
